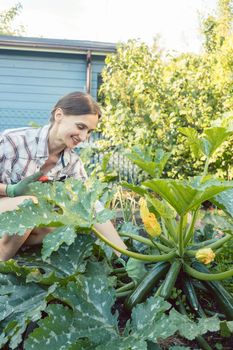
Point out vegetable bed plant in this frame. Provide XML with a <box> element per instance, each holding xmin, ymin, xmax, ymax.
<box><xmin>0</xmin><ymin>125</ymin><xmax>232</xmax><ymax>349</ymax></box>
<box><xmin>117</xmin><ymin>126</ymin><xmax>233</xmax><ymax>310</ymax></box>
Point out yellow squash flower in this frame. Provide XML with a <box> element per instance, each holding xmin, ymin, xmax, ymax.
<box><xmin>195</xmin><ymin>248</ymin><xmax>215</xmax><ymax>265</ymax></box>
<box><xmin>139</xmin><ymin>198</ymin><xmax>161</xmax><ymax>237</ymax></box>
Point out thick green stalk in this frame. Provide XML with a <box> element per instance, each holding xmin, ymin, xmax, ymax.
<box><xmin>186</xmin><ymin>234</ymin><xmax>232</xmax><ymax>256</ymax></box>
<box><xmin>164</xmin><ymin>218</ymin><xmax>178</xmax><ymax>243</ymax></box>
<box><xmin>119</xmin><ymin>232</ymin><xmax>172</xmax><ymax>252</ymax></box>
<box><xmin>203</xmin><ymin>234</ymin><xmax>232</xmax><ymax>250</ymax></box>
<box><xmin>178</xmin><ymin>216</ymin><xmax>185</xmax><ymax>256</ymax></box>
<box><xmin>92</xmin><ymin>227</ymin><xmax>177</xmax><ymax>262</ymax></box>
<box><xmin>150</xmin><ymin>237</ymin><xmax>162</xmax><ymax>253</ymax></box>
<box><xmin>184</xmin><ymin>263</ymin><xmax>233</xmax><ymax>281</ymax></box>
<box><xmin>184</xmin><ymin>209</ymin><xmax>199</xmax><ymax>246</ymax></box>
<box><xmin>159</xmin><ymin>234</ymin><xmax>176</xmax><ymax>248</ymax></box>
<box><xmin>187</xmin><ymin>237</ymin><xmax>218</xmax><ymax>249</ymax></box>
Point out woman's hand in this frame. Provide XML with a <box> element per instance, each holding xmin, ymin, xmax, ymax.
<box><xmin>6</xmin><ymin>171</ymin><xmax>43</xmax><ymax>197</ymax></box>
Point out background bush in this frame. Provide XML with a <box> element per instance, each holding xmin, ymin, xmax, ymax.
<box><xmin>99</xmin><ymin>0</ymin><xmax>233</xmax><ymax>179</ymax></box>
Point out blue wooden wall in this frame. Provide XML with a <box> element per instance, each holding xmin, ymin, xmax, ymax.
<box><xmin>0</xmin><ymin>50</ymin><xmax>105</xmax><ymax>130</ymax></box>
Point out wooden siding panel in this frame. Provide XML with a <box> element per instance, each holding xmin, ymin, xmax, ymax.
<box><xmin>0</xmin><ymin>53</ymin><xmax>87</xmax><ymax>129</ymax></box>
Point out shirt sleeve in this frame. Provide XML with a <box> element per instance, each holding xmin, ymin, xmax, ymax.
<box><xmin>0</xmin><ymin>135</ymin><xmax>5</xmax><ymax>178</ymax></box>
<box><xmin>0</xmin><ymin>135</ymin><xmax>4</xmax><ymax>162</ymax></box>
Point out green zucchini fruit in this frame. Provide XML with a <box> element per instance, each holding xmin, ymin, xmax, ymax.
<box><xmin>125</xmin><ymin>261</ymin><xmax>170</xmax><ymax>310</ymax></box>
<box><xmin>182</xmin><ymin>275</ymin><xmax>205</xmax><ymax>317</ymax></box>
<box><xmin>158</xmin><ymin>259</ymin><xmax>182</xmax><ymax>299</ymax></box>
<box><xmin>192</xmin><ymin>261</ymin><xmax>233</xmax><ymax>320</ymax></box>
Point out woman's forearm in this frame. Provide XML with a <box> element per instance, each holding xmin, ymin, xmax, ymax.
<box><xmin>93</xmin><ymin>220</ymin><xmax>127</xmax><ymax>257</ymax></box>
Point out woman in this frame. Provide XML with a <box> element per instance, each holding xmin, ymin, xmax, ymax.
<box><xmin>0</xmin><ymin>91</ymin><xmax>127</xmax><ymax>261</ymax></box>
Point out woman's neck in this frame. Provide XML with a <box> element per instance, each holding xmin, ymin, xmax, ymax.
<box><xmin>48</xmin><ymin>124</ymin><xmax>66</xmax><ymax>156</ymax></box>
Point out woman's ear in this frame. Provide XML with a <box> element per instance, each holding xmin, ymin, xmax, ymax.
<box><xmin>54</xmin><ymin>108</ymin><xmax>64</xmax><ymax>122</ymax></box>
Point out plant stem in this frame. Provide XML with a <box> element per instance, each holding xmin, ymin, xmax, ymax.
<box><xmin>116</xmin><ymin>281</ymin><xmax>135</xmax><ymax>293</ymax></box>
<box><xmin>203</xmin><ymin>157</ymin><xmax>210</xmax><ymax>177</ymax></box>
<box><xmin>196</xmin><ymin>336</ymin><xmax>213</xmax><ymax>350</ymax></box>
<box><xmin>184</xmin><ymin>263</ymin><xmax>233</xmax><ymax>281</ymax></box>
<box><xmin>204</xmin><ymin>309</ymin><xmax>225</xmax><ymax>319</ymax></box>
<box><xmin>159</xmin><ymin>234</ymin><xmax>176</xmax><ymax>248</ymax></box>
<box><xmin>184</xmin><ymin>209</ymin><xmax>199</xmax><ymax>246</ymax></box>
<box><xmin>92</xmin><ymin>227</ymin><xmax>177</xmax><ymax>262</ymax></box>
<box><xmin>116</xmin><ymin>290</ymin><xmax>133</xmax><ymax>298</ymax></box>
<box><xmin>178</xmin><ymin>216</ymin><xmax>184</xmax><ymax>256</ymax></box>
<box><xmin>112</xmin><ymin>267</ymin><xmax>126</xmax><ymax>274</ymax></box>
<box><xmin>150</xmin><ymin>237</ymin><xmax>162</xmax><ymax>253</ymax></box>
<box><xmin>177</xmin><ymin>296</ymin><xmax>213</xmax><ymax>350</ymax></box>
<box><xmin>186</xmin><ymin>234</ymin><xmax>232</xmax><ymax>256</ymax></box>
<box><xmin>119</xmin><ymin>232</ymin><xmax>171</xmax><ymax>252</ymax></box>
<box><xmin>203</xmin><ymin>234</ymin><xmax>232</xmax><ymax>250</ymax></box>
<box><xmin>187</xmin><ymin>237</ymin><xmax>219</xmax><ymax>249</ymax></box>
<box><xmin>164</xmin><ymin>218</ymin><xmax>178</xmax><ymax>243</ymax></box>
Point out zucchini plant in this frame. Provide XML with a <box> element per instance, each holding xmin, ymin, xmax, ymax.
<box><xmin>98</xmin><ymin>125</ymin><xmax>233</xmax><ymax>320</ymax></box>
<box><xmin>0</xmin><ymin>125</ymin><xmax>232</xmax><ymax>348</ymax></box>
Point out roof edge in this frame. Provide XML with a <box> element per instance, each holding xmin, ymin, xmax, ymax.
<box><xmin>0</xmin><ymin>35</ymin><xmax>116</xmax><ymax>55</ymax></box>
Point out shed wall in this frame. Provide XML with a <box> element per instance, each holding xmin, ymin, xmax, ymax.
<box><xmin>0</xmin><ymin>50</ymin><xmax>105</xmax><ymax>130</ymax></box>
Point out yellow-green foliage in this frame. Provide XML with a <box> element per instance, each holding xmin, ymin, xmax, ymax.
<box><xmin>99</xmin><ymin>1</ymin><xmax>233</xmax><ymax>179</ymax></box>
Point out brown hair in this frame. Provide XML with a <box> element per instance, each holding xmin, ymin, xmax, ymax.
<box><xmin>50</xmin><ymin>91</ymin><xmax>101</xmax><ymax>123</ymax></box>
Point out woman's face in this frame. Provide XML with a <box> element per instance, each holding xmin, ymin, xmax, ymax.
<box><xmin>53</xmin><ymin>108</ymin><xmax>99</xmax><ymax>148</ymax></box>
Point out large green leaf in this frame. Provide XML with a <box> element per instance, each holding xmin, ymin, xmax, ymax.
<box><xmin>0</xmin><ymin>198</ymin><xmax>59</xmax><ymax>236</ymax></box>
<box><xmin>23</xmin><ymin>234</ymin><xmax>94</xmax><ymax>285</ymax></box>
<box><xmin>0</xmin><ymin>273</ymin><xmax>55</xmax><ymax>349</ymax></box>
<box><xmin>121</xmin><ymin>181</ymin><xmax>148</xmax><ymax>196</ymax></box>
<box><xmin>180</xmin><ymin>126</ymin><xmax>233</xmax><ymax>159</ymax></box>
<box><xmin>41</xmin><ymin>226</ymin><xmax>77</xmax><ymax>260</ymax></box>
<box><xmin>212</xmin><ymin>188</ymin><xmax>233</xmax><ymax>219</ymax></box>
<box><xmin>179</xmin><ymin>127</ymin><xmax>202</xmax><ymax>158</ymax></box>
<box><xmin>0</xmin><ymin>234</ymin><xmax>94</xmax><ymax>286</ymax></box>
<box><xmin>24</xmin><ymin>304</ymin><xmax>80</xmax><ymax>350</ymax></box>
<box><xmin>0</xmin><ymin>235</ymin><xmax>95</xmax><ymax>349</ymax></box>
<box><xmin>96</xmin><ymin>338</ymin><xmax>148</xmax><ymax>350</ymax></box>
<box><xmin>167</xmin><ymin>309</ymin><xmax>220</xmax><ymax>340</ymax></box>
<box><xmin>126</xmin><ymin>257</ymin><xmax>147</xmax><ymax>283</ymax></box>
<box><xmin>25</xmin><ymin>274</ymin><xmax>119</xmax><ymax>349</ymax></box>
<box><xmin>24</xmin><ymin>282</ymin><xmax>224</xmax><ymax>350</ymax></box>
<box><xmin>0</xmin><ymin>179</ymin><xmax>114</xmax><ymax>237</ymax></box>
<box><xmin>125</xmin><ymin>147</ymin><xmax>170</xmax><ymax>178</ymax></box>
<box><xmin>129</xmin><ymin>297</ymin><xmax>221</xmax><ymax>342</ymax></box>
<box><xmin>145</xmin><ymin>194</ymin><xmax>176</xmax><ymax>219</ymax></box>
<box><xmin>200</xmin><ymin>127</ymin><xmax>233</xmax><ymax>158</ymax></box>
<box><xmin>143</xmin><ymin>178</ymin><xmax>233</xmax><ymax>215</ymax></box>
<box><xmin>129</xmin><ymin>296</ymin><xmax>176</xmax><ymax>340</ymax></box>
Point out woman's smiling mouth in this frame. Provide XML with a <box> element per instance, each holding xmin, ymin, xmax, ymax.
<box><xmin>71</xmin><ymin>136</ymin><xmax>80</xmax><ymax>145</ymax></box>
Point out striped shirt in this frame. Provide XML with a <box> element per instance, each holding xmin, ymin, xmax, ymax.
<box><xmin>0</xmin><ymin>124</ymin><xmax>87</xmax><ymax>185</ymax></box>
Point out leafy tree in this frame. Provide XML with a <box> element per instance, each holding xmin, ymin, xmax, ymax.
<box><xmin>0</xmin><ymin>2</ymin><xmax>25</xmax><ymax>36</ymax></box>
<box><xmin>99</xmin><ymin>1</ymin><xmax>233</xmax><ymax>179</ymax></box>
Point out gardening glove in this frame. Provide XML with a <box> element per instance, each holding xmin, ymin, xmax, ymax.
<box><xmin>6</xmin><ymin>171</ymin><xmax>43</xmax><ymax>197</ymax></box>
